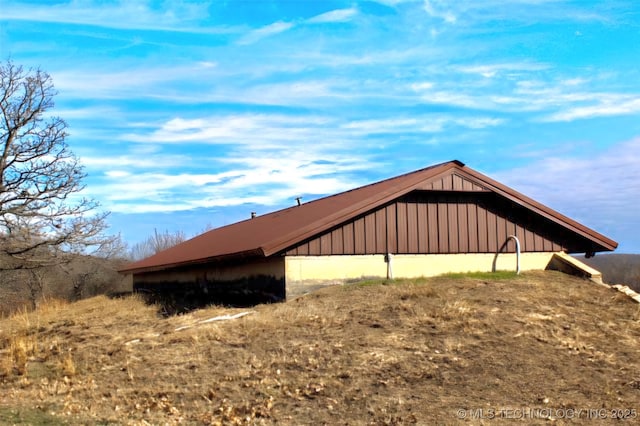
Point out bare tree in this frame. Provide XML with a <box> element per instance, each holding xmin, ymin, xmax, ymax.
<box><xmin>129</xmin><ymin>228</ymin><xmax>186</xmax><ymax>261</ymax></box>
<box><xmin>0</xmin><ymin>60</ymin><xmax>110</xmax><ymax>270</ymax></box>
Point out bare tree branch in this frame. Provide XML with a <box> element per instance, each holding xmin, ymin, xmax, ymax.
<box><xmin>0</xmin><ymin>60</ymin><xmax>112</xmax><ymax>271</ymax></box>
<box><xmin>128</xmin><ymin>229</ymin><xmax>186</xmax><ymax>261</ymax></box>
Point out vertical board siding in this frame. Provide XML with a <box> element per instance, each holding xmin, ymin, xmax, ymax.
<box><xmin>477</xmin><ymin>206</ymin><xmax>488</xmax><ymax>252</ymax></box>
<box><xmin>486</xmin><ymin>210</ymin><xmax>498</xmax><ymax>252</ymax></box>
<box><xmin>442</xmin><ymin>175</ymin><xmax>453</xmax><ymax>190</ymax></box>
<box><xmin>309</xmin><ymin>238</ymin><xmax>320</xmax><ymax>255</ymax></box>
<box><xmin>375</xmin><ymin>209</ymin><xmax>387</xmax><ymax>253</ymax></box>
<box><xmin>407</xmin><ymin>202</ymin><xmax>419</xmax><ymax>253</ymax></box>
<box><xmin>365</xmin><ymin>213</ymin><xmax>377</xmax><ymax>254</ymax></box>
<box><xmin>354</xmin><ymin>217</ymin><xmax>366</xmax><ymax>254</ymax></box>
<box><xmin>504</xmin><ymin>221</ymin><xmax>516</xmax><ymax>252</ymax></box>
<box><xmin>427</xmin><ymin>203</ymin><xmax>439</xmax><ymax>252</ymax></box>
<box><xmin>331</xmin><ymin>228</ymin><xmax>344</xmax><ymax>253</ymax></box>
<box><xmin>467</xmin><ymin>203</ymin><xmax>478</xmax><ymax>252</ymax></box>
<box><xmin>447</xmin><ymin>200</ymin><xmax>459</xmax><ymax>253</ymax></box>
<box><xmin>386</xmin><ymin>204</ymin><xmax>397</xmax><ymax>254</ymax></box>
<box><xmin>453</xmin><ymin>175</ymin><xmax>464</xmax><ymax>190</ymax></box>
<box><xmin>417</xmin><ymin>203</ymin><xmax>428</xmax><ymax>252</ymax></box>
<box><xmin>284</xmin><ymin>191</ymin><xmax>584</xmax><ymax>256</ymax></box>
<box><xmin>496</xmin><ymin>215</ymin><xmax>507</xmax><ymax>251</ymax></box>
<box><xmin>320</xmin><ymin>233</ymin><xmax>332</xmax><ymax>255</ymax></box>
<box><xmin>397</xmin><ymin>202</ymin><xmax>409</xmax><ymax>253</ymax></box>
<box><xmin>457</xmin><ymin>201</ymin><xmax>469</xmax><ymax>252</ymax></box>
<box><xmin>343</xmin><ymin>222</ymin><xmax>355</xmax><ymax>254</ymax></box>
<box><xmin>438</xmin><ymin>203</ymin><xmax>449</xmax><ymax>252</ymax></box>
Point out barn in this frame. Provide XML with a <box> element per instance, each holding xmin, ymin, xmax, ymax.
<box><xmin>120</xmin><ymin>160</ymin><xmax>617</xmax><ymax>308</ymax></box>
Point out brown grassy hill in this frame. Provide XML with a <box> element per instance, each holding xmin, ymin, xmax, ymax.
<box><xmin>1</xmin><ymin>271</ymin><xmax>640</xmax><ymax>425</ymax></box>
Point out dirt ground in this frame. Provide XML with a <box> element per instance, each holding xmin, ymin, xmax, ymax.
<box><xmin>1</xmin><ymin>270</ymin><xmax>640</xmax><ymax>425</ymax></box>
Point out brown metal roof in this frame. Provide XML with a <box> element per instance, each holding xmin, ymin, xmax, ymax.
<box><xmin>120</xmin><ymin>160</ymin><xmax>617</xmax><ymax>274</ymax></box>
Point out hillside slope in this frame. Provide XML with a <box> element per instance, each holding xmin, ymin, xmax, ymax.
<box><xmin>578</xmin><ymin>253</ymin><xmax>640</xmax><ymax>292</ymax></box>
<box><xmin>1</xmin><ymin>271</ymin><xmax>640</xmax><ymax>425</ymax></box>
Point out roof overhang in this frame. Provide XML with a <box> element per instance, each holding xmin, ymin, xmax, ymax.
<box><xmin>119</xmin><ymin>248</ymin><xmax>265</xmax><ymax>275</ymax></box>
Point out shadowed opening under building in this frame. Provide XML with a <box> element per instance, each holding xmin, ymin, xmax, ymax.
<box><xmin>134</xmin><ymin>275</ymin><xmax>285</xmax><ymax>315</ymax></box>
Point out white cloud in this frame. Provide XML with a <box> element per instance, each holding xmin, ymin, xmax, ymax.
<box><xmin>423</xmin><ymin>0</ymin><xmax>457</xmax><ymax>23</ymax></box>
<box><xmin>124</xmin><ymin>113</ymin><xmax>336</xmax><ymax>145</ymax></box>
<box><xmin>545</xmin><ymin>97</ymin><xmax>640</xmax><ymax>121</ymax></box>
<box><xmin>80</xmin><ymin>153</ymin><xmax>191</xmax><ymax>170</ymax></box>
<box><xmin>1</xmin><ymin>0</ymin><xmax>222</xmax><ymax>33</ymax></box>
<box><xmin>343</xmin><ymin>115</ymin><xmax>504</xmax><ymax>133</ymax></box>
<box><xmin>238</xmin><ymin>21</ymin><xmax>295</xmax><ymax>45</ymax></box>
<box><xmin>492</xmin><ymin>138</ymin><xmax>640</xmax><ymax>251</ymax></box>
<box><xmin>51</xmin><ymin>62</ymin><xmax>220</xmax><ymax>100</ymax></box>
<box><xmin>308</xmin><ymin>8</ymin><xmax>358</xmax><ymax>24</ymax></box>
<box><xmin>93</xmin><ymin>154</ymin><xmax>373</xmax><ymax>214</ymax></box>
<box><xmin>411</xmin><ymin>82</ymin><xmax>435</xmax><ymax>91</ymax></box>
<box><xmin>457</xmin><ymin>62</ymin><xmax>550</xmax><ymax>78</ymax></box>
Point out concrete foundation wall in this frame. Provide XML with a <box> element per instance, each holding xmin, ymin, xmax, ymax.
<box><xmin>285</xmin><ymin>252</ymin><xmax>555</xmax><ymax>298</ymax></box>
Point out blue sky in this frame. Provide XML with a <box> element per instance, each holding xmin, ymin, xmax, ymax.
<box><xmin>1</xmin><ymin>0</ymin><xmax>639</xmax><ymax>253</ymax></box>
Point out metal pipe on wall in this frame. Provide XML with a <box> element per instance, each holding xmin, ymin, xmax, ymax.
<box><xmin>507</xmin><ymin>235</ymin><xmax>521</xmax><ymax>274</ymax></box>
<box><xmin>385</xmin><ymin>253</ymin><xmax>393</xmax><ymax>279</ymax></box>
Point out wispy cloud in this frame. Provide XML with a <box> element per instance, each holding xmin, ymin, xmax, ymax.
<box><xmin>545</xmin><ymin>96</ymin><xmax>640</xmax><ymax>121</ymax></box>
<box><xmin>423</xmin><ymin>0</ymin><xmax>457</xmax><ymax>23</ymax></box>
<box><xmin>123</xmin><ymin>113</ymin><xmax>336</xmax><ymax>146</ymax></box>
<box><xmin>91</xmin><ymin>154</ymin><xmax>374</xmax><ymax>214</ymax></box>
<box><xmin>456</xmin><ymin>62</ymin><xmax>550</xmax><ymax>78</ymax></box>
<box><xmin>493</xmin><ymin>138</ymin><xmax>640</xmax><ymax>247</ymax></box>
<box><xmin>237</xmin><ymin>21</ymin><xmax>295</xmax><ymax>45</ymax></box>
<box><xmin>0</xmin><ymin>0</ymin><xmax>222</xmax><ymax>33</ymax></box>
<box><xmin>308</xmin><ymin>8</ymin><xmax>359</xmax><ymax>24</ymax></box>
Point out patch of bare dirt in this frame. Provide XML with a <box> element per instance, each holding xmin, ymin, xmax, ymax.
<box><xmin>1</xmin><ymin>270</ymin><xmax>640</xmax><ymax>424</ymax></box>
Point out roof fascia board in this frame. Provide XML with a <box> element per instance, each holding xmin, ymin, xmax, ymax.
<box><xmin>120</xmin><ymin>248</ymin><xmax>265</xmax><ymax>274</ymax></box>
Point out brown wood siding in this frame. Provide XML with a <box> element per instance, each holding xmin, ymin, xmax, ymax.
<box><xmin>467</xmin><ymin>203</ymin><xmax>478</xmax><ymax>252</ymax></box>
<box><xmin>477</xmin><ymin>206</ymin><xmax>488</xmax><ymax>252</ymax></box>
<box><xmin>457</xmin><ymin>201</ymin><xmax>468</xmax><ymax>252</ymax></box>
<box><xmin>407</xmin><ymin>202</ymin><xmax>419</xmax><ymax>253</ymax></box>
<box><xmin>417</xmin><ymin>203</ymin><xmax>428</xmax><ymax>252</ymax></box>
<box><xmin>343</xmin><ymin>222</ymin><xmax>354</xmax><ymax>254</ymax></box>
<box><xmin>354</xmin><ymin>217</ymin><xmax>366</xmax><ymax>254</ymax></box>
<box><xmin>385</xmin><ymin>204</ymin><xmax>397</xmax><ymax>253</ymax></box>
<box><xmin>375</xmin><ymin>209</ymin><xmax>387</xmax><ymax>253</ymax></box>
<box><xmin>438</xmin><ymin>202</ymin><xmax>449</xmax><ymax>252</ymax></box>
<box><xmin>486</xmin><ymin>210</ymin><xmax>497</xmax><ymax>252</ymax></box>
<box><xmin>309</xmin><ymin>238</ymin><xmax>320</xmax><ymax>255</ymax></box>
<box><xmin>427</xmin><ymin>203</ymin><xmax>439</xmax><ymax>252</ymax></box>
<box><xmin>331</xmin><ymin>228</ymin><xmax>343</xmax><ymax>253</ymax></box>
<box><xmin>320</xmin><ymin>233</ymin><xmax>332</xmax><ymax>255</ymax></box>
<box><xmin>284</xmin><ymin>190</ymin><xmax>594</xmax><ymax>256</ymax></box>
<box><xmin>397</xmin><ymin>202</ymin><xmax>408</xmax><ymax>253</ymax></box>
<box><xmin>447</xmin><ymin>199</ymin><xmax>459</xmax><ymax>253</ymax></box>
<box><xmin>365</xmin><ymin>213</ymin><xmax>376</xmax><ymax>254</ymax></box>
<box><xmin>419</xmin><ymin>173</ymin><xmax>490</xmax><ymax>192</ymax></box>
<box><xmin>496</xmin><ymin>215</ymin><xmax>507</xmax><ymax>252</ymax></box>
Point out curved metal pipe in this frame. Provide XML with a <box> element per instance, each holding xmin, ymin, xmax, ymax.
<box><xmin>507</xmin><ymin>235</ymin><xmax>521</xmax><ymax>274</ymax></box>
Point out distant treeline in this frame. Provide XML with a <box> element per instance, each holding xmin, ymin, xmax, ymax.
<box><xmin>0</xmin><ymin>255</ymin><xmax>131</xmax><ymax>316</ymax></box>
<box><xmin>577</xmin><ymin>253</ymin><xmax>640</xmax><ymax>292</ymax></box>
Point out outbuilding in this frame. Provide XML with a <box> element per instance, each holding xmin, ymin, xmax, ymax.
<box><xmin>120</xmin><ymin>160</ymin><xmax>617</xmax><ymax>308</ymax></box>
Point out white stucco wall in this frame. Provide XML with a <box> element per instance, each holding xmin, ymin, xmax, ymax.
<box><xmin>285</xmin><ymin>252</ymin><xmax>556</xmax><ymax>298</ymax></box>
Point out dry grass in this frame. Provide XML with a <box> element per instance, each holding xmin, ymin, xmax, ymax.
<box><xmin>1</xmin><ymin>270</ymin><xmax>640</xmax><ymax>424</ymax></box>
